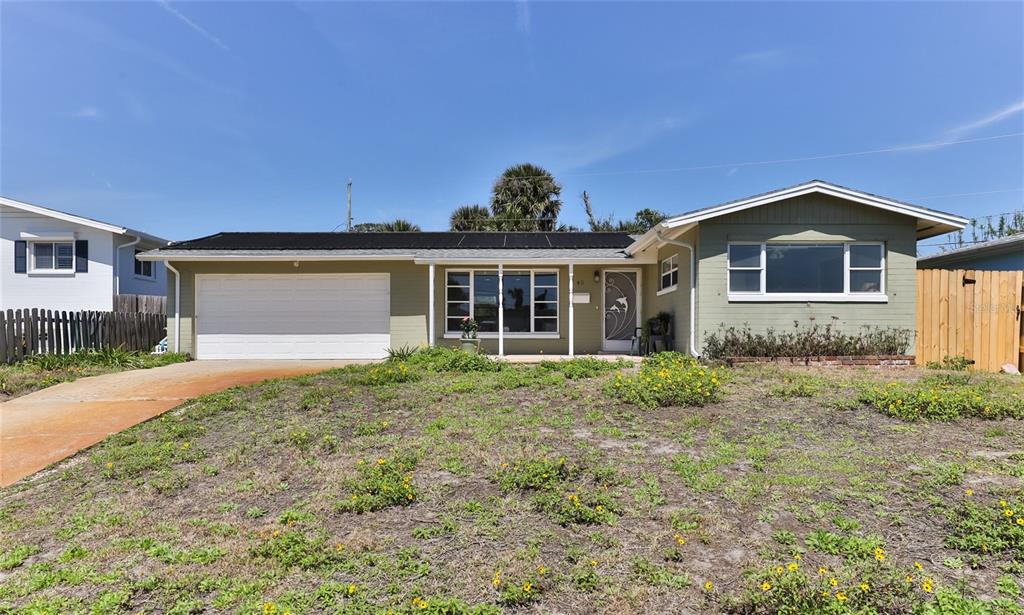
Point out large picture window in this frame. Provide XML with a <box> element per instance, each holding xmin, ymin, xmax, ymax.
<box><xmin>727</xmin><ymin>242</ymin><xmax>885</xmax><ymax>300</ymax></box>
<box><xmin>445</xmin><ymin>269</ymin><xmax>559</xmax><ymax>335</ymax></box>
<box><xmin>32</xmin><ymin>241</ymin><xmax>74</xmax><ymax>272</ymax></box>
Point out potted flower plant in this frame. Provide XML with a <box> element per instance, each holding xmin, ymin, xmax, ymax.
<box><xmin>459</xmin><ymin>317</ymin><xmax>479</xmax><ymax>354</ymax></box>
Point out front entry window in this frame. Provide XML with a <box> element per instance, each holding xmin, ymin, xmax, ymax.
<box><xmin>445</xmin><ymin>269</ymin><xmax>559</xmax><ymax>335</ymax></box>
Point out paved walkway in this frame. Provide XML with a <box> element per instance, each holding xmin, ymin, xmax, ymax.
<box><xmin>0</xmin><ymin>360</ymin><xmax>357</xmax><ymax>487</ymax></box>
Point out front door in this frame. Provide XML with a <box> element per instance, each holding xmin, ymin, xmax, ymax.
<box><xmin>602</xmin><ymin>270</ymin><xmax>640</xmax><ymax>352</ymax></box>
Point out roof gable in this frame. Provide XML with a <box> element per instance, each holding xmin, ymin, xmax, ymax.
<box><xmin>627</xmin><ymin>180</ymin><xmax>969</xmax><ymax>254</ymax></box>
<box><xmin>0</xmin><ymin>195</ymin><xmax>168</xmax><ymax>244</ymax></box>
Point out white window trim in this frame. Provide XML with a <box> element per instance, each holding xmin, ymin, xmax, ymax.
<box><xmin>28</xmin><ymin>240</ymin><xmax>76</xmax><ymax>275</ymax></box>
<box><xmin>727</xmin><ymin>241</ymin><xmax>887</xmax><ymax>302</ymax></box>
<box><xmin>444</xmin><ymin>268</ymin><xmax>560</xmax><ymax>337</ymax></box>
<box><xmin>657</xmin><ymin>254</ymin><xmax>679</xmax><ymax>295</ymax></box>
<box><xmin>134</xmin><ymin>249</ymin><xmax>156</xmax><ymax>280</ymax></box>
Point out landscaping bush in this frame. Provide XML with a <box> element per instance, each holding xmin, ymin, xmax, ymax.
<box><xmin>945</xmin><ymin>497</ymin><xmax>1024</xmax><ymax>558</ymax></box>
<box><xmin>335</xmin><ymin>454</ymin><xmax>418</xmax><ymax>513</ymax></box>
<box><xmin>406</xmin><ymin>347</ymin><xmax>502</xmax><ymax>373</ymax></box>
<box><xmin>702</xmin><ymin>322</ymin><xmax>912</xmax><ymax>359</ymax></box>
<box><xmin>607</xmin><ymin>352</ymin><xmax>723</xmax><ymax>409</ymax></box>
<box><xmin>859</xmin><ymin>381</ymin><xmax>1024</xmax><ymax>421</ymax></box>
<box><xmin>537</xmin><ymin>357</ymin><xmax>629</xmax><ymax>379</ymax></box>
<box><xmin>357</xmin><ymin>361</ymin><xmax>420</xmax><ymax>386</ymax></box>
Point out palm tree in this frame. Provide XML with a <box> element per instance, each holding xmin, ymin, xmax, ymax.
<box><xmin>490</xmin><ymin>163</ymin><xmax>562</xmax><ymax>231</ymax></box>
<box><xmin>353</xmin><ymin>219</ymin><xmax>421</xmax><ymax>232</ymax></box>
<box><xmin>449</xmin><ymin>204</ymin><xmax>492</xmax><ymax>231</ymax></box>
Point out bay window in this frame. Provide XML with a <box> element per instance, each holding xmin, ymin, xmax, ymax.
<box><xmin>445</xmin><ymin>269</ymin><xmax>559</xmax><ymax>335</ymax></box>
<box><xmin>727</xmin><ymin>242</ymin><xmax>885</xmax><ymax>300</ymax></box>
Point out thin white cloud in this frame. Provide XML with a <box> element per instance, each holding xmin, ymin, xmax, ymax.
<box><xmin>158</xmin><ymin>0</ymin><xmax>228</xmax><ymax>50</ymax></box>
<box><xmin>69</xmin><ymin>106</ymin><xmax>101</xmax><ymax>119</ymax></box>
<box><xmin>731</xmin><ymin>49</ymin><xmax>788</xmax><ymax>68</ymax></box>
<box><xmin>542</xmin><ymin>116</ymin><xmax>690</xmax><ymax>173</ymax></box>
<box><xmin>945</xmin><ymin>99</ymin><xmax>1024</xmax><ymax>140</ymax></box>
<box><xmin>515</xmin><ymin>0</ymin><xmax>531</xmax><ymax>34</ymax></box>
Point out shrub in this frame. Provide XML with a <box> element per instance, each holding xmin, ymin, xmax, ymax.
<box><xmin>925</xmin><ymin>355</ymin><xmax>973</xmax><ymax>371</ymax></box>
<box><xmin>357</xmin><ymin>361</ymin><xmax>420</xmax><ymax>386</ymax></box>
<box><xmin>334</xmin><ymin>454</ymin><xmax>418</xmax><ymax>513</ymax></box>
<box><xmin>607</xmin><ymin>352</ymin><xmax>723</xmax><ymax>409</ymax></box>
<box><xmin>533</xmin><ymin>487</ymin><xmax>618</xmax><ymax>526</ymax></box>
<box><xmin>859</xmin><ymin>382</ymin><xmax>1024</xmax><ymax>421</ymax></box>
<box><xmin>386</xmin><ymin>344</ymin><xmax>419</xmax><ymax>361</ymax></box>
<box><xmin>945</xmin><ymin>497</ymin><xmax>1024</xmax><ymax>558</ymax></box>
<box><xmin>495</xmin><ymin>456</ymin><xmax>575</xmax><ymax>492</ymax></box>
<box><xmin>702</xmin><ymin>322</ymin><xmax>912</xmax><ymax>359</ymax></box>
<box><xmin>537</xmin><ymin>357</ymin><xmax>628</xmax><ymax>380</ymax></box>
<box><xmin>406</xmin><ymin>347</ymin><xmax>502</xmax><ymax>373</ymax></box>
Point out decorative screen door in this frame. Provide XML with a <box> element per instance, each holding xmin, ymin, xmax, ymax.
<box><xmin>602</xmin><ymin>270</ymin><xmax>639</xmax><ymax>352</ymax></box>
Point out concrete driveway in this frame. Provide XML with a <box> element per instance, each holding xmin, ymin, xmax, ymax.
<box><xmin>0</xmin><ymin>360</ymin><xmax>359</xmax><ymax>487</ymax></box>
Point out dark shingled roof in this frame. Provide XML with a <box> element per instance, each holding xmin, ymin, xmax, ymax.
<box><xmin>163</xmin><ymin>232</ymin><xmax>635</xmax><ymax>251</ymax></box>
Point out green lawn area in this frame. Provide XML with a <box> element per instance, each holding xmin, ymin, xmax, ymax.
<box><xmin>0</xmin><ymin>350</ymin><xmax>188</xmax><ymax>401</ymax></box>
<box><xmin>1</xmin><ymin>350</ymin><xmax>1022</xmax><ymax>614</ymax></box>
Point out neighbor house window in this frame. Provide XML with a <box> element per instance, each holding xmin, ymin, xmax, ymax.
<box><xmin>134</xmin><ymin>249</ymin><xmax>154</xmax><ymax>278</ymax></box>
<box><xmin>659</xmin><ymin>254</ymin><xmax>679</xmax><ymax>292</ymax></box>
<box><xmin>31</xmin><ymin>242</ymin><xmax>74</xmax><ymax>272</ymax></box>
<box><xmin>727</xmin><ymin>242</ymin><xmax>885</xmax><ymax>298</ymax></box>
<box><xmin>446</xmin><ymin>269</ymin><xmax>559</xmax><ymax>335</ymax></box>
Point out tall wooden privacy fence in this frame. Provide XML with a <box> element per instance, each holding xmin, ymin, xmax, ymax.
<box><xmin>113</xmin><ymin>294</ymin><xmax>167</xmax><ymax>314</ymax></box>
<box><xmin>916</xmin><ymin>269</ymin><xmax>1024</xmax><ymax>372</ymax></box>
<box><xmin>0</xmin><ymin>309</ymin><xmax>166</xmax><ymax>364</ymax></box>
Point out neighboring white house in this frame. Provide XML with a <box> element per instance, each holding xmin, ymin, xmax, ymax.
<box><xmin>0</xmin><ymin>196</ymin><xmax>169</xmax><ymax>312</ymax></box>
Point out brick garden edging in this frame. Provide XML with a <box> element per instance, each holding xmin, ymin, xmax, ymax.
<box><xmin>726</xmin><ymin>355</ymin><xmax>915</xmax><ymax>367</ymax></box>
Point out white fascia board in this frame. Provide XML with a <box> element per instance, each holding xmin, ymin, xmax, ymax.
<box><xmin>625</xmin><ymin>222</ymin><xmax>694</xmax><ymax>256</ymax></box>
<box><xmin>136</xmin><ymin>252</ymin><xmax>418</xmax><ymax>262</ymax></box>
<box><xmin>413</xmin><ymin>257</ymin><xmax>650</xmax><ymax>265</ymax></box>
<box><xmin>660</xmin><ymin>182</ymin><xmax>969</xmax><ymax>230</ymax></box>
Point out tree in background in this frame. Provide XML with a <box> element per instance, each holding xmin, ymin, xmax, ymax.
<box><xmin>582</xmin><ymin>190</ymin><xmax>667</xmax><ymax>233</ymax></box>
<box><xmin>950</xmin><ymin>211</ymin><xmax>1024</xmax><ymax>249</ymax></box>
<box><xmin>489</xmin><ymin>163</ymin><xmax>562</xmax><ymax>231</ymax></box>
<box><xmin>353</xmin><ymin>219</ymin><xmax>421</xmax><ymax>232</ymax></box>
<box><xmin>448</xmin><ymin>204</ymin><xmax>492</xmax><ymax>231</ymax></box>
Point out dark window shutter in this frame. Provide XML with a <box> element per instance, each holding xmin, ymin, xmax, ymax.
<box><xmin>75</xmin><ymin>240</ymin><xmax>89</xmax><ymax>272</ymax></box>
<box><xmin>14</xmin><ymin>240</ymin><xmax>27</xmax><ymax>273</ymax></box>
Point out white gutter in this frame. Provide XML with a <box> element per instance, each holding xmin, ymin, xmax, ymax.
<box><xmin>165</xmin><ymin>262</ymin><xmax>181</xmax><ymax>354</ymax></box>
<box><xmin>656</xmin><ymin>233</ymin><xmax>698</xmax><ymax>358</ymax></box>
<box><xmin>114</xmin><ymin>235</ymin><xmax>141</xmax><ymax>295</ymax></box>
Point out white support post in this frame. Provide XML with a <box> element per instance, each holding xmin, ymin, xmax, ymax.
<box><xmin>497</xmin><ymin>263</ymin><xmax>504</xmax><ymax>357</ymax></box>
<box><xmin>427</xmin><ymin>263</ymin><xmax>435</xmax><ymax>347</ymax></box>
<box><xmin>568</xmin><ymin>263</ymin><xmax>575</xmax><ymax>356</ymax></box>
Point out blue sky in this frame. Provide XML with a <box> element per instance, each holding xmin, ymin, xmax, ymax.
<box><xmin>2</xmin><ymin>1</ymin><xmax>1021</xmax><ymax>254</ymax></box>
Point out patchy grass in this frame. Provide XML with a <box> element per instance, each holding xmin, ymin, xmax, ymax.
<box><xmin>0</xmin><ymin>349</ymin><xmax>188</xmax><ymax>401</ymax></box>
<box><xmin>0</xmin><ymin>359</ymin><xmax>1022</xmax><ymax>613</ymax></box>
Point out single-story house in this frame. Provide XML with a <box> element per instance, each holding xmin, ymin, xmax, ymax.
<box><xmin>1</xmin><ymin>196</ymin><xmax>169</xmax><ymax>312</ymax></box>
<box><xmin>917</xmin><ymin>233</ymin><xmax>1023</xmax><ymax>271</ymax></box>
<box><xmin>141</xmin><ymin>180</ymin><xmax>968</xmax><ymax>360</ymax></box>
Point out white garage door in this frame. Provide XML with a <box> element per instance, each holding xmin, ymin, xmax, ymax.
<box><xmin>195</xmin><ymin>274</ymin><xmax>390</xmax><ymax>359</ymax></box>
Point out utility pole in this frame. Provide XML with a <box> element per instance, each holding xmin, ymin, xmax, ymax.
<box><xmin>346</xmin><ymin>179</ymin><xmax>353</xmax><ymax>232</ymax></box>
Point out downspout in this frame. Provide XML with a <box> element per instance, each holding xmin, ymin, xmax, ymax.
<box><xmin>165</xmin><ymin>262</ymin><xmax>181</xmax><ymax>354</ymax></box>
<box><xmin>656</xmin><ymin>234</ymin><xmax>698</xmax><ymax>358</ymax></box>
<box><xmin>114</xmin><ymin>235</ymin><xmax>141</xmax><ymax>295</ymax></box>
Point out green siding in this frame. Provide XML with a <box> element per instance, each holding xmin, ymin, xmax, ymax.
<box><xmin>640</xmin><ymin>227</ymin><xmax>697</xmax><ymax>353</ymax></box>
<box><xmin>695</xmin><ymin>193</ymin><xmax>918</xmax><ymax>352</ymax></box>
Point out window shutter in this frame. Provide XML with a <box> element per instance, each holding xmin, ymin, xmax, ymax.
<box><xmin>75</xmin><ymin>240</ymin><xmax>89</xmax><ymax>272</ymax></box>
<box><xmin>14</xmin><ymin>240</ymin><xmax>27</xmax><ymax>273</ymax></box>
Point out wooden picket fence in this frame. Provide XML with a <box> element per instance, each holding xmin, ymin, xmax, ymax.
<box><xmin>916</xmin><ymin>269</ymin><xmax>1024</xmax><ymax>372</ymax></box>
<box><xmin>0</xmin><ymin>308</ymin><xmax>166</xmax><ymax>364</ymax></box>
<box><xmin>113</xmin><ymin>293</ymin><xmax>167</xmax><ymax>314</ymax></box>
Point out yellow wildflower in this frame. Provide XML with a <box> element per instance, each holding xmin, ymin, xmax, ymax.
<box><xmin>347</xmin><ymin>584</ymin><xmax>357</xmax><ymax>595</ymax></box>
<box><xmin>835</xmin><ymin>592</ymin><xmax>848</xmax><ymax>602</ymax></box>
<box><xmin>761</xmin><ymin>582</ymin><xmax>772</xmax><ymax>592</ymax></box>
<box><xmin>859</xmin><ymin>582</ymin><xmax>870</xmax><ymax>591</ymax></box>
<box><xmin>522</xmin><ymin>582</ymin><xmax>532</xmax><ymax>593</ymax></box>
<box><xmin>787</xmin><ymin>562</ymin><xmax>799</xmax><ymax>572</ymax></box>
<box><xmin>704</xmin><ymin>581</ymin><xmax>714</xmax><ymax>591</ymax></box>
<box><xmin>922</xmin><ymin>578</ymin><xmax>934</xmax><ymax>593</ymax></box>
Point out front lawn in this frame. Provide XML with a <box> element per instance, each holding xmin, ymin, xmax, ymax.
<box><xmin>0</xmin><ymin>353</ymin><xmax>1021</xmax><ymax>614</ymax></box>
<box><xmin>0</xmin><ymin>349</ymin><xmax>189</xmax><ymax>401</ymax></box>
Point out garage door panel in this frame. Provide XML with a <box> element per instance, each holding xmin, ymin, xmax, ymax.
<box><xmin>195</xmin><ymin>274</ymin><xmax>391</xmax><ymax>359</ymax></box>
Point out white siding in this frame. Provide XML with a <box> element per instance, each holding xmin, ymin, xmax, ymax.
<box><xmin>0</xmin><ymin>204</ymin><xmax>116</xmax><ymax>311</ymax></box>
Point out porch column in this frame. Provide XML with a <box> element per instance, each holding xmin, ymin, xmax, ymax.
<box><xmin>568</xmin><ymin>263</ymin><xmax>575</xmax><ymax>356</ymax></box>
<box><xmin>497</xmin><ymin>263</ymin><xmax>504</xmax><ymax>357</ymax></box>
<box><xmin>427</xmin><ymin>263</ymin><xmax>435</xmax><ymax>347</ymax></box>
